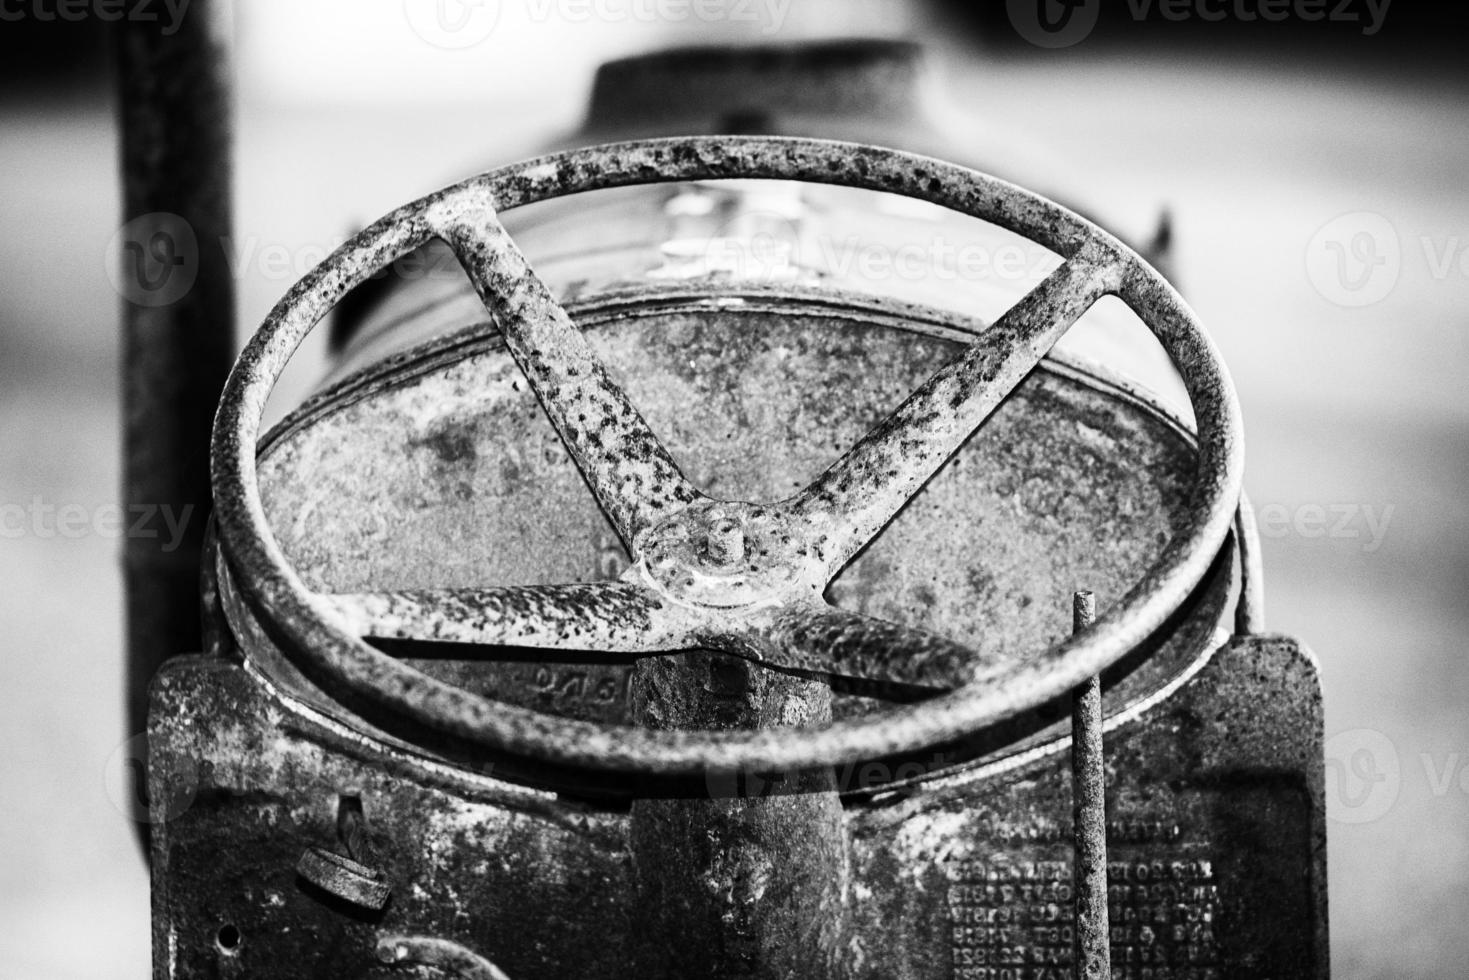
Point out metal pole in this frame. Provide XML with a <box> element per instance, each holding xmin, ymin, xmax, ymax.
<box><xmin>1071</xmin><ymin>590</ymin><xmax>1111</xmax><ymax>979</ymax></box>
<box><xmin>1234</xmin><ymin>492</ymin><xmax>1265</xmax><ymax>635</ymax></box>
<box><xmin>115</xmin><ymin>0</ymin><xmax>235</xmax><ymax>831</ymax></box>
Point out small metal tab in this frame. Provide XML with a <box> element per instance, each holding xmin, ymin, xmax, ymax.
<box><xmin>296</xmin><ymin>846</ymin><xmax>392</xmax><ymax>911</ymax></box>
<box><xmin>296</xmin><ymin>795</ymin><xmax>391</xmax><ymax>911</ymax></box>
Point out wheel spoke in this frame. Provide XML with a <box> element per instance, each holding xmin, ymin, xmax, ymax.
<box><xmin>757</xmin><ymin>605</ymin><xmax>998</xmax><ymax>696</ymax></box>
<box><xmin>318</xmin><ymin>582</ymin><xmax>695</xmax><ymax>653</ymax></box>
<box><xmin>789</xmin><ymin>244</ymin><xmax>1121</xmax><ymax>574</ymax></box>
<box><xmin>427</xmin><ymin>186</ymin><xmax>702</xmax><ymax>549</ymax></box>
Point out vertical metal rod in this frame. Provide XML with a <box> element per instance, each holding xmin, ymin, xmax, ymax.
<box><xmin>1233</xmin><ymin>493</ymin><xmax>1265</xmax><ymax>635</ymax></box>
<box><xmin>1071</xmin><ymin>590</ymin><xmax>1111</xmax><ymax>980</ymax></box>
<box><xmin>115</xmin><ymin>1</ymin><xmax>235</xmax><ymax>848</ymax></box>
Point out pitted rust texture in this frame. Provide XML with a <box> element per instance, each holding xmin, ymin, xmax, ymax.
<box><xmin>210</xmin><ymin>136</ymin><xmax>1243</xmax><ymax>773</ymax></box>
<box><xmin>763</xmin><ymin>605</ymin><xmax>999</xmax><ymax>695</ymax></box>
<box><xmin>149</xmin><ymin>634</ymin><xmax>1325</xmax><ymax>978</ymax></box>
<box><xmin>249</xmin><ymin>298</ymin><xmax>1207</xmax><ymax>741</ymax></box>
<box><xmin>1069</xmin><ymin>592</ymin><xmax>1111</xmax><ymax>980</ymax></box>
<box><xmin>790</xmin><ymin>244</ymin><xmax>1122</xmax><ymax>572</ymax></box>
<box><xmin>324</xmin><ymin>582</ymin><xmax>679</xmax><ymax>652</ymax></box>
<box><xmin>427</xmin><ymin>188</ymin><xmax>701</xmax><ymax>546</ymax></box>
<box><xmin>148</xmin><ymin>659</ymin><xmax>635</xmax><ymax>980</ymax></box>
<box><xmin>629</xmin><ymin>648</ymin><xmax>847</xmax><ymax>977</ymax></box>
<box><xmin>474</xmin><ymin>139</ymin><xmax>1098</xmax><ymax>259</ymax></box>
<box><xmin>637</xmin><ymin>502</ymin><xmax>821</xmax><ymax>609</ymax></box>
<box><xmin>840</xmin><ymin>635</ymin><xmax>1326</xmax><ymax>980</ymax></box>
<box><xmin>216</xmin><ymin>522</ymin><xmax>1235</xmax><ymax>799</ymax></box>
<box><xmin>296</xmin><ymin>845</ymin><xmax>392</xmax><ymax>911</ymax></box>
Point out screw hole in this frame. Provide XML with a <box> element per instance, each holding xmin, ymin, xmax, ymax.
<box><xmin>216</xmin><ymin>923</ymin><xmax>242</xmax><ymax>954</ymax></box>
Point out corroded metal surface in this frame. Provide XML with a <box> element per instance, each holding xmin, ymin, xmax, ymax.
<box><xmin>787</xmin><ymin>244</ymin><xmax>1121</xmax><ymax>573</ymax></box>
<box><xmin>199</xmin><ymin>282</ymin><xmax>1254</xmax><ymax>975</ymax></box>
<box><xmin>628</xmin><ymin>646</ymin><xmax>845</xmax><ymax>977</ymax></box>
<box><xmin>296</xmin><ymin>846</ymin><xmax>392</xmax><ymax>911</ymax></box>
<box><xmin>841</xmin><ymin>634</ymin><xmax>1327</xmax><ymax>980</ymax></box>
<box><xmin>1069</xmin><ymin>592</ymin><xmax>1110</xmax><ymax>980</ymax></box>
<box><xmin>117</xmin><ymin>0</ymin><xmax>235</xmax><ymax>794</ymax></box>
<box><xmin>427</xmin><ymin>188</ymin><xmax>701</xmax><ymax>545</ymax></box>
<box><xmin>323</xmin><ymin>582</ymin><xmax>681</xmax><ymax>652</ymax></box>
<box><xmin>148</xmin><ymin>633</ymin><xmax>1325</xmax><ymax>978</ymax></box>
<box><xmin>233</xmin><ymin>293</ymin><xmax>1225</xmax><ymax>763</ymax></box>
<box><xmin>209</xmin><ymin>136</ymin><xmax>1244</xmax><ymax>775</ymax></box>
<box><xmin>763</xmin><ymin>604</ymin><xmax>996</xmax><ymax>694</ymax></box>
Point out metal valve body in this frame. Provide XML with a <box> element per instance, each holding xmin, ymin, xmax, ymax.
<box><xmin>153</xmin><ymin>290</ymin><xmax>1324</xmax><ymax>979</ymax></box>
<box><xmin>149</xmin><ymin>136</ymin><xmax>1327</xmax><ymax>979</ymax></box>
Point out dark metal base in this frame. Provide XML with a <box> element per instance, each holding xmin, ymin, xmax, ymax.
<box><xmin>148</xmin><ymin>633</ymin><xmax>1325</xmax><ymax>979</ymax></box>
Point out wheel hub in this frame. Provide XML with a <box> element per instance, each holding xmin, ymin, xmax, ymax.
<box><xmin>639</xmin><ymin>502</ymin><xmax>818</xmax><ymax>610</ymax></box>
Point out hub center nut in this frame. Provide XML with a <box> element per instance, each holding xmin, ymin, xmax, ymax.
<box><xmin>640</xmin><ymin>503</ymin><xmax>812</xmax><ymax>608</ymax></box>
<box><xmin>703</xmin><ymin>517</ymin><xmax>745</xmax><ymax>566</ymax></box>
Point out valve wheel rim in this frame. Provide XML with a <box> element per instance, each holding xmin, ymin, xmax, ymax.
<box><xmin>211</xmin><ymin>135</ymin><xmax>1244</xmax><ymax>776</ymax></box>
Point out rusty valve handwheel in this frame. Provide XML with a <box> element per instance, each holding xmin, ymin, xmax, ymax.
<box><xmin>212</xmin><ymin>136</ymin><xmax>1243</xmax><ymax>776</ymax></box>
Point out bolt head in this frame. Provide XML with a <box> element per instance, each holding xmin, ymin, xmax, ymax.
<box><xmin>704</xmin><ymin>518</ymin><xmax>746</xmax><ymax>565</ymax></box>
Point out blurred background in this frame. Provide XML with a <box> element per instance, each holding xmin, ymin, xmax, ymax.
<box><xmin>2</xmin><ymin>1</ymin><xmax>1466</xmax><ymax>977</ymax></box>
